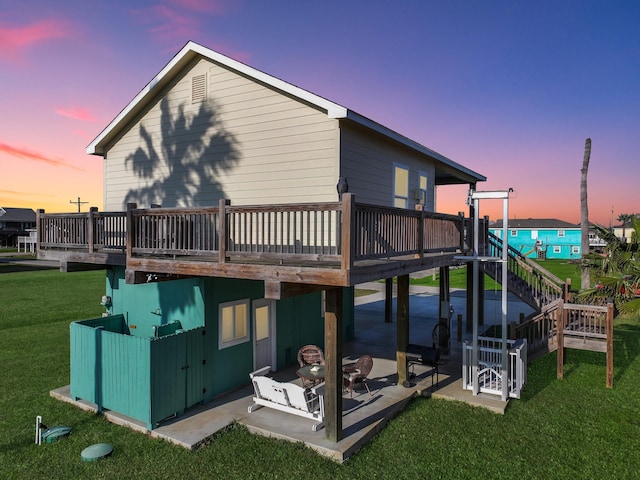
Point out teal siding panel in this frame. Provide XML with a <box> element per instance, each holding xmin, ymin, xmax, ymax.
<box><xmin>100</xmin><ymin>330</ymin><xmax>150</xmax><ymax>422</ymax></box>
<box><xmin>150</xmin><ymin>333</ymin><xmax>185</xmax><ymax>425</ymax></box>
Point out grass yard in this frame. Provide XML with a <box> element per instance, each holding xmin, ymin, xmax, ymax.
<box><xmin>2</xmin><ymin>264</ymin><xmax>640</xmax><ymax>478</ymax></box>
<box><xmin>411</xmin><ymin>259</ymin><xmax>580</xmax><ymax>291</ymax></box>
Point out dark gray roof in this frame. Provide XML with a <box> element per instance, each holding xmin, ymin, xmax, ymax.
<box><xmin>492</xmin><ymin>218</ymin><xmax>579</xmax><ymax>229</ymax></box>
<box><xmin>0</xmin><ymin>207</ymin><xmax>36</xmax><ymax>222</ymax></box>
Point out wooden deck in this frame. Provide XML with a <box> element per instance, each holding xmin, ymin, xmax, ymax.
<box><xmin>37</xmin><ymin>194</ymin><xmax>471</xmax><ymax>297</ymax></box>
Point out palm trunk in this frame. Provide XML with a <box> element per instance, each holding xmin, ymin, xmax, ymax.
<box><xmin>580</xmin><ymin>138</ymin><xmax>591</xmax><ymax>290</ymax></box>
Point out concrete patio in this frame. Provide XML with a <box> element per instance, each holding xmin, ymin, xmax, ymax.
<box><xmin>51</xmin><ymin>278</ymin><xmax>532</xmax><ymax>462</ymax></box>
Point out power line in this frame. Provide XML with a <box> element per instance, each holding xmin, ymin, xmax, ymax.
<box><xmin>70</xmin><ymin>196</ymin><xmax>89</xmax><ymax>212</ymax></box>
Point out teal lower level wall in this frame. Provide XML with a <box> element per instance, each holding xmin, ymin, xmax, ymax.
<box><xmin>70</xmin><ymin>269</ymin><xmax>356</xmax><ymax>427</ymax></box>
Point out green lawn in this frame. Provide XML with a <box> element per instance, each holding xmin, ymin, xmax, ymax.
<box><xmin>411</xmin><ymin>259</ymin><xmax>580</xmax><ymax>291</ymax></box>
<box><xmin>2</xmin><ymin>265</ymin><xmax>640</xmax><ymax>478</ymax></box>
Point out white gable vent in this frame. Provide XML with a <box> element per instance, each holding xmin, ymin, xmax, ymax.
<box><xmin>192</xmin><ymin>74</ymin><xmax>207</xmax><ymax>103</ymax></box>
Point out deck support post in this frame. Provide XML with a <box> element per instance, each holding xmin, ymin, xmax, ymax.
<box><xmin>438</xmin><ymin>266</ymin><xmax>451</xmax><ymax>352</ymax></box>
<box><xmin>385</xmin><ymin>278</ymin><xmax>393</xmax><ymax>323</ymax></box>
<box><xmin>396</xmin><ymin>274</ymin><xmax>410</xmax><ymax>387</ymax></box>
<box><xmin>324</xmin><ymin>287</ymin><xmax>343</xmax><ymax>442</ymax></box>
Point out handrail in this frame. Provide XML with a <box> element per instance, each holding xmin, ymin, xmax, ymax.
<box><xmin>486</xmin><ymin>232</ymin><xmax>565</xmax><ymax>308</ymax></box>
<box><xmin>37</xmin><ymin>195</ymin><xmax>467</xmax><ymax>270</ymax></box>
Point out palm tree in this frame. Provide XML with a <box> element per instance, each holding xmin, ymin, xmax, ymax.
<box><xmin>580</xmin><ymin>138</ymin><xmax>591</xmax><ymax>290</ymax></box>
<box><xmin>617</xmin><ymin>213</ymin><xmax>633</xmax><ymax>241</ymax></box>
<box><xmin>580</xmin><ymin>218</ymin><xmax>640</xmax><ymax>315</ymax></box>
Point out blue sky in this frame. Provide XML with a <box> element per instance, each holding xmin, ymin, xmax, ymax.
<box><xmin>1</xmin><ymin>0</ymin><xmax>638</xmax><ymax>224</ymax></box>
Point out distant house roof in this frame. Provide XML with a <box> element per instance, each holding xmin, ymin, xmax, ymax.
<box><xmin>0</xmin><ymin>207</ymin><xmax>36</xmax><ymax>223</ymax></box>
<box><xmin>492</xmin><ymin>218</ymin><xmax>579</xmax><ymax>229</ymax></box>
<box><xmin>87</xmin><ymin>41</ymin><xmax>486</xmax><ymax>186</ymax></box>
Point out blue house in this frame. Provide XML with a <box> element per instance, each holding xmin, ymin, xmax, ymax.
<box><xmin>491</xmin><ymin>219</ymin><xmax>581</xmax><ymax>260</ymax></box>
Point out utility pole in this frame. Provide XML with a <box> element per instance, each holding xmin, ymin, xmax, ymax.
<box><xmin>70</xmin><ymin>196</ymin><xmax>89</xmax><ymax>212</ymax></box>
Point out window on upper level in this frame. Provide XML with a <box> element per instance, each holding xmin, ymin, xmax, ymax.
<box><xmin>393</xmin><ymin>164</ymin><xmax>409</xmax><ymax>208</ymax></box>
<box><xmin>558</xmin><ymin>230</ymin><xmax>565</xmax><ymax>237</ymax></box>
<box><xmin>510</xmin><ymin>229</ymin><xmax>517</xmax><ymax>236</ymax></box>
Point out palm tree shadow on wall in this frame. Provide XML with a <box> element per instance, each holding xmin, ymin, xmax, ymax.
<box><xmin>124</xmin><ymin>96</ymin><xmax>239</xmax><ymax>207</ymax></box>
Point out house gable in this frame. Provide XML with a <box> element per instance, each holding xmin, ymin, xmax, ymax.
<box><xmin>102</xmin><ymin>56</ymin><xmax>339</xmax><ymax>210</ymax></box>
<box><xmin>91</xmin><ymin>41</ymin><xmax>485</xmax><ymax>211</ymax></box>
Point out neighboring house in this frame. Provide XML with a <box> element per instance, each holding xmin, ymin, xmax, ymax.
<box><xmin>0</xmin><ymin>207</ymin><xmax>36</xmax><ymax>247</ymax></box>
<box><xmin>491</xmin><ymin>218</ymin><xmax>582</xmax><ymax>260</ymax></box>
<box><xmin>38</xmin><ymin>42</ymin><xmax>486</xmax><ymax>437</ymax></box>
<box><xmin>612</xmin><ymin>224</ymin><xmax>636</xmax><ymax>244</ymax></box>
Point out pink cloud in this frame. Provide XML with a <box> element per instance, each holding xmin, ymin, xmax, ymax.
<box><xmin>55</xmin><ymin>107</ymin><xmax>97</xmax><ymax>122</ymax></box>
<box><xmin>0</xmin><ymin>19</ymin><xmax>70</xmax><ymax>63</ymax></box>
<box><xmin>130</xmin><ymin>1</ymin><xmax>235</xmax><ymax>50</ymax></box>
<box><xmin>167</xmin><ymin>0</ymin><xmax>231</xmax><ymax>14</ymax></box>
<box><xmin>0</xmin><ymin>142</ymin><xmax>82</xmax><ymax>171</ymax></box>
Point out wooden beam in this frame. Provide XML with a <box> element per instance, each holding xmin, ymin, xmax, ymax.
<box><xmin>396</xmin><ymin>274</ymin><xmax>409</xmax><ymax>387</ymax></box>
<box><xmin>324</xmin><ymin>287</ymin><xmax>343</xmax><ymax>442</ymax></box>
<box><xmin>124</xmin><ymin>269</ymin><xmax>196</xmax><ymax>284</ymax></box>
<box><xmin>60</xmin><ymin>262</ymin><xmax>108</xmax><ymax>273</ymax></box>
<box><xmin>264</xmin><ymin>281</ymin><xmax>332</xmax><ymax>300</ymax></box>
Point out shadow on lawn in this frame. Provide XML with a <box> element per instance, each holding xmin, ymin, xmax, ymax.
<box><xmin>0</xmin><ymin>263</ymin><xmax>58</xmax><ymax>274</ymax></box>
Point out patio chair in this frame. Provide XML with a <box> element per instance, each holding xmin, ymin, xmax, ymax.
<box><xmin>297</xmin><ymin>345</ymin><xmax>325</xmax><ymax>367</ymax></box>
<box><xmin>343</xmin><ymin>354</ymin><xmax>373</xmax><ymax>398</ymax></box>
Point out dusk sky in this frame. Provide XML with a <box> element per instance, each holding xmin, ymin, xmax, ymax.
<box><xmin>1</xmin><ymin>0</ymin><xmax>638</xmax><ymax>225</ymax></box>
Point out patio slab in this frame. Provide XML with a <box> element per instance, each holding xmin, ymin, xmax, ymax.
<box><xmin>51</xmin><ymin>280</ymin><xmax>519</xmax><ymax>462</ymax></box>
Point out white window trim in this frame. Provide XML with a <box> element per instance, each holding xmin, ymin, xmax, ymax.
<box><xmin>553</xmin><ymin>246</ymin><xmax>561</xmax><ymax>253</ymax></box>
<box><xmin>558</xmin><ymin>230</ymin><xmax>565</xmax><ymax>237</ymax></box>
<box><xmin>510</xmin><ymin>229</ymin><xmax>517</xmax><ymax>237</ymax></box>
<box><xmin>219</xmin><ymin>299</ymin><xmax>250</xmax><ymax>349</ymax></box>
<box><xmin>571</xmin><ymin>246</ymin><xmax>580</xmax><ymax>254</ymax></box>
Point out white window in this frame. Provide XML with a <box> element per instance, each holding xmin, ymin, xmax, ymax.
<box><xmin>393</xmin><ymin>164</ymin><xmax>409</xmax><ymax>208</ymax></box>
<box><xmin>558</xmin><ymin>230</ymin><xmax>565</xmax><ymax>238</ymax></box>
<box><xmin>571</xmin><ymin>246</ymin><xmax>580</xmax><ymax>254</ymax></box>
<box><xmin>417</xmin><ymin>173</ymin><xmax>428</xmax><ymax>206</ymax></box>
<box><xmin>553</xmin><ymin>246</ymin><xmax>561</xmax><ymax>253</ymax></box>
<box><xmin>219</xmin><ymin>299</ymin><xmax>250</xmax><ymax>349</ymax></box>
<box><xmin>510</xmin><ymin>229</ymin><xmax>517</xmax><ymax>237</ymax></box>
<box><xmin>531</xmin><ymin>230</ymin><xmax>538</xmax><ymax>240</ymax></box>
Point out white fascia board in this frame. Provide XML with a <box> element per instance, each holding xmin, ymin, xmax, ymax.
<box><xmin>86</xmin><ymin>41</ymin><xmax>347</xmax><ymax>155</ymax></box>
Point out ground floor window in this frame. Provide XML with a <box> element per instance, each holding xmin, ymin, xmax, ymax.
<box><xmin>219</xmin><ymin>299</ymin><xmax>250</xmax><ymax>349</ymax></box>
<box><xmin>571</xmin><ymin>246</ymin><xmax>580</xmax><ymax>255</ymax></box>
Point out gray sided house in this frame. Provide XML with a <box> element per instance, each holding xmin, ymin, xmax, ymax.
<box><xmin>39</xmin><ymin>42</ymin><xmax>485</xmax><ymax>437</ymax></box>
<box><xmin>0</xmin><ymin>207</ymin><xmax>36</xmax><ymax>247</ymax></box>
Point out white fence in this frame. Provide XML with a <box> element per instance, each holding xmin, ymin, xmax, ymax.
<box><xmin>462</xmin><ymin>336</ymin><xmax>527</xmax><ymax>399</ymax></box>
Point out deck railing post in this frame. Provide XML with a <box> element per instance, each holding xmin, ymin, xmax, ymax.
<box><xmin>126</xmin><ymin>203</ymin><xmax>137</xmax><ymax>260</ymax></box>
<box><xmin>606</xmin><ymin>303</ymin><xmax>614</xmax><ymax>388</ymax></box>
<box><xmin>416</xmin><ymin>205</ymin><xmax>424</xmax><ymax>259</ymax></box>
<box><xmin>340</xmin><ymin>193</ymin><xmax>354</xmax><ymax>271</ymax></box>
<box><xmin>88</xmin><ymin>207</ymin><xmax>98</xmax><ymax>254</ymax></box>
<box><xmin>219</xmin><ymin>199</ymin><xmax>230</xmax><ymax>263</ymax></box>
<box><xmin>458</xmin><ymin>212</ymin><xmax>466</xmax><ymax>252</ymax></box>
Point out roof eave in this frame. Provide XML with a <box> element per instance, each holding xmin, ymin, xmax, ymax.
<box><xmin>342</xmin><ymin>111</ymin><xmax>486</xmax><ymax>185</ymax></box>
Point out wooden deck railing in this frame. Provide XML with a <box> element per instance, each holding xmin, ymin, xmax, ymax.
<box><xmin>38</xmin><ymin>194</ymin><xmax>466</xmax><ymax>271</ymax></box>
<box><xmin>38</xmin><ymin>208</ymin><xmax>126</xmax><ymax>253</ymax></box>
